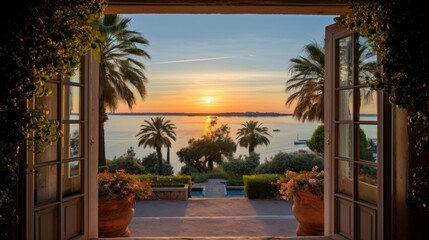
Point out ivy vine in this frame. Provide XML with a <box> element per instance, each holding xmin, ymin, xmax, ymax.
<box><xmin>336</xmin><ymin>0</ymin><xmax>429</xmax><ymax>153</ymax></box>
<box><xmin>0</xmin><ymin>0</ymin><xmax>105</xmax><ymax>237</ymax></box>
<box><xmin>408</xmin><ymin>166</ymin><xmax>429</xmax><ymax>213</ymax></box>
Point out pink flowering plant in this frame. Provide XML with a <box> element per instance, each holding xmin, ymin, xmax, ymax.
<box><xmin>98</xmin><ymin>169</ymin><xmax>153</xmax><ymax>200</ymax></box>
<box><xmin>276</xmin><ymin>166</ymin><xmax>324</xmax><ymax>200</ymax></box>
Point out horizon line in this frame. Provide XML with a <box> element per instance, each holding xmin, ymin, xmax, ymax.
<box><xmin>107</xmin><ymin>112</ymin><xmax>294</xmax><ymax>117</ymax></box>
<box><xmin>106</xmin><ymin>111</ymin><xmax>377</xmax><ymax>116</ymax></box>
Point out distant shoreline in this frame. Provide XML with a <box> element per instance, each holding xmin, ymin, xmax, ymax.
<box><xmin>107</xmin><ymin>112</ymin><xmax>377</xmax><ymax>117</ymax></box>
<box><xmin>107</xmin><ymin>112</ymin><xmax>293</xmax><ymax>117</ymax></box>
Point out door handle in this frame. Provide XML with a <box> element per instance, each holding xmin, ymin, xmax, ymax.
<box><xmin>28</xmin><ymin>169</ymin><xmax>39</xmax><ymax>175</ymax></box>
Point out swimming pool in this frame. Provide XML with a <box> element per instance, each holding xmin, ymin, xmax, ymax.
<box><xmin>226</xmin><ymin>186</ymin><xmax>244</xmax><ymax>197</ymax></box>
<box><xmin>190</xmin><ymin>187</ymin><xmax>205</xmax><ymax>197</ymax></box>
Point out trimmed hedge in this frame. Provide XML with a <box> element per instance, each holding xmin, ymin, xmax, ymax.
<box><xmin>139</xmin><ymin>174</ymin><xmax>193</xmax><ymax>195</ymax></box>
<box><xmin>190</xmin><ymin>170</ymin><xmax>230</xmax><ymax>183</ymax></box>
<box><xmin>243</xmin><ymin>174</ymin><xmax>282</xmax><ymax>199</ymax></box>
<box><xmin>226</xmin><ymin>177</ymin><xmax>244</xmax><ymax>186</ymax></box>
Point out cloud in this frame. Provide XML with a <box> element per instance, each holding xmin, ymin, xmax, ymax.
<box><xmin>151</xmin><ymin>56</ymin><xmax>234</xmax><ymax>65</ymax></box>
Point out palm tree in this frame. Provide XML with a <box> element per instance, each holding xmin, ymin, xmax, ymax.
<box><xmin>236</xmin><ymin>120</ymin><xmax>271</xmax><ymax>154</ymax></box>
<box><xmin>136</xmin><ymin>117</ymin><xmax>177</xmax><ymax>174</ymax></box>
<box><xmin>285</xmin><ymin>39</ymin><xmax>375</xmax><ymax>123</ymax></box>
<box><xmin>97</xmin><ymin>14</ymin><xmax>151</xmax><ymax>166</ymax></box>
<box><xmin>285</xmin><ymin>41</ymin><xmax>325</xmax><ymax>123</ymax></box>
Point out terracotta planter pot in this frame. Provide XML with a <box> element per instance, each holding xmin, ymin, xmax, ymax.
<box><xmin>98</xmin><ymin>194</ymin><xmax>135</xmax><ymax>238</ymax></box>
<box><xmin>292</xmin><ymin>191</ymin><xmax>324</xmax><ymax>236</ymax></box>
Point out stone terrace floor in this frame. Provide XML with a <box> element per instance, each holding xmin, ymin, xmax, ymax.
<box><xmin>123</xmin><ymin>179</ymin><xmax>306</xmax><ymax>239</ymax></box>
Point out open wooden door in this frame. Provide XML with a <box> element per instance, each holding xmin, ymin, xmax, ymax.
<box><xmin>25</xmin><ymin>53</ymin><xmax>99</xmax><ymax>240</ymax></box>
<box><xmin>324</xmin><ymin>23</ymin><xmax>391</xmax><ymax>240</ymax></box>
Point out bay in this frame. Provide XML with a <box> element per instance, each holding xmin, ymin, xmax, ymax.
<box><xmin>104</xmin><ymin>114</ymin><xmax>375</xmax><ymax>174</ymax></box>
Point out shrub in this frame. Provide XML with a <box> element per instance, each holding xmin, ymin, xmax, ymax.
<box><xmin>256</xmin><ymin>150</ymin><xmax>324</xmax><ymax>174</ymax></box>
<box><xmin>223</xmin><ymin>153</ymin><xmax>260</xmax><ymax>177</ymax></box>
<box><xmin>140</xmin><ymin>175</ymin><xmax>193</xmax><ymax>196</ymax></box>
<box><xmin>226</xmin><ymin>177</ymin><xmax>244</xmax><ymax>186</ymax></box>
<box><xmin>142</xmin><ymin>175</ymin><xmax>192</xmax><ymax>187</ymax></box>
<box><xmin>179</xmin><ymin>165</ymin><xmax>199</xmax><ymax>176</ymax></box>
<box><xmin>190</xmin><ymin>168</ymin><xmax>230</xmax><ymax>183</ymax></box>
<box><xmin>98</xmin><ymin>165</ymin><xmax>110</xmax><ymax>173</ymax></box>
<box><xmin>243</xmin><ymin>174</ymin><xmax>282</xmax><ymax>199</ymax></box>
<box><xmin>307</xmin><ymin>125</ymin><xmax>325</xmax><ymax>154</ymax></box>
<box><xmin>108</xmin><ymin>147</ymin><xmax>145</xmax><ymax>174</ymax></box>
<box><xmin>306</xmin><ymin>124</ymin><xmax>376</xmax><ymax>161</ymax></box>
<box><xmin>141</xmin><ymin>153</ymin><xmax>174</xmax><ymax>176</ymax></box>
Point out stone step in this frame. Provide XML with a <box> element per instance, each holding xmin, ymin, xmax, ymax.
<box><xmin>99</xmin><ymin>237</ymin><xmax>331</xmax><ymax>240</ymax></box>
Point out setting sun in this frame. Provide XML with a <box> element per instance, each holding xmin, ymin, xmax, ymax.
<box><xmin>205</xmin><ymin>97</ymin><xmax>212</xmax><ymax>104</ymax></box>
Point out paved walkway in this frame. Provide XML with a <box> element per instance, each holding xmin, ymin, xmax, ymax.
<box><xmin>128</xmin><ymin>198</ymin><xmax>298</xmax><ymax>239</ymax></box>
<box><xmin>192</xmin><ymin>179</ymin><xmax>229</xmax><ymax>198</ymax></box>
<box><xmin>124</xmin><ymin>180</ymin><xmax>303</xmax><ymax>239</ymax></box>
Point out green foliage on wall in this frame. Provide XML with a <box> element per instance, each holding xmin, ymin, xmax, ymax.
<box><xmin>408</xmin><ymin>166</ymin><xmax>429</xmax><ymax>212</ymax></box>
<box><xmin>336</xmin><ymin>0</ymin><xmax>429</xmax><ymax>153</ymax></box>
<box><xmin>0</xmin><ymin>0</ymin><xmax>105</xmax><ymax>237</ymax></box>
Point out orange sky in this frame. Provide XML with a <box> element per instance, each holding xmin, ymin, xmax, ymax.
<box><xmin>114</xmin><ymin>71</ymin><xmax>297</xmax><ymax>113</ymax></box>
<box><xmin>110</xmin><ymin>14</ymin><xmax>339</xmax><ymax>114</ymax></box>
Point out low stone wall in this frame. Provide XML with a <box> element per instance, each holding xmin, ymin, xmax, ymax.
<box><xmin>149</xmin><ymin>184</ymin><xmax>189</xmax><ymax>200</ymax></box>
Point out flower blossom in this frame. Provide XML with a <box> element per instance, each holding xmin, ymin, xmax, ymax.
<box><xmin>276</xmin><ymin>165</ymin><xmax>324</xmax><ymax>201</ymax></box>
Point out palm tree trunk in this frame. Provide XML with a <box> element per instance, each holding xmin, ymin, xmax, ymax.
<box><xmin>98</xmin><ymin>102</ymin><xmax>108</xmax><ymax>167</ymax></box>
<box><xmin>167</xmin><ymin>147</ymin><xmax>170</xmax><ymax>164</ymax></box>
<box><xmin>156</xmin><ymin>147</ymin><xmax>163</xmax><ymax>175</ymax></box>
<box><xmin>208</xmin><ymin>158</ymin><xmax>213</xmax><ymax>172</ymax></box>
<box><xmin>249</xmin><ymin>145</ymin><xmax>255</xmax><ymax>154</ymax></box>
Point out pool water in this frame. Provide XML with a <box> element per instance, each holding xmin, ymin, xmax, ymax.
<box><xmin>190</xmin><ymin>187</ymin><xmax>204</xmax><ymax>197</ymax></box>
<box><xmin>226</xmin><ymin>187</ymin><xmax>244</xmax><ymax>197</ymax></box>
<box><xmin>226</xmin><ymin>189</ymin><xmax>244</xmax><ymax>196</ymax></box>
<box><xmin>190</xmin><ymin>186</ymin><xmax>245</xmax><ymax>197</ymax></box>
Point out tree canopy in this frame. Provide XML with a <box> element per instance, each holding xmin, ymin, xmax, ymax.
<box><xmin>177</xmin><ymin>122</ymin><xmax>236</xmax><ymax>173</ymax></box>
<box><xmin>236</xmin><ymin>120</ymin><xmax>271</xmax><ymax>154</ymax></box>
<box><xmin>136</xmin><ymin>117</ymin><xmax>176</xmax><ymax>174</ymax></box>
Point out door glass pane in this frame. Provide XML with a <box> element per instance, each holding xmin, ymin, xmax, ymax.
<box><xmin>339</xmin><ymin>36</ymin><xmax>353</xmax><ymax>87</ymax></box>
<box><xmin>35</xmin><ymin>142</ymin><xmax>58</xmax><ymax>163</ymax></box>
<box><xmin>358</xmin><ymin>37</ymin><xmax>377</xmax><ymax>85</ymax></box>
<box><xmin>338</xmin><ymin>124</ymin><xmax>353</xmax><ymax>158</ymax></box>
<box><xmin>338</xmin><ymin>89</ymin><xmax>353</xmax><ymax>120</ymax></box>
<box><xmin>359</xmin><ymin>87</ymin><xmax>377</xmax><ymax>121</ymax></box>
<box><xmin>36</xmin><ymin>82</ymin><xmax>58</xmax><ymax>120</ymax></box>
<box><xmin>62</xmin><ymin>124</ymin><xmax>82</xmax><ymax>159</ymax></box>
<box><xmin>62</xmin><ymin>161</ymin><xmax>82</xmax><ymax>197</ymax></box>
<box><xmin>359</xmin><ymin>125</ymin><xmax>377</xmax><ymax>162</ymax></box>
<box><xmin>63</xmin><ymin>85</ymin><xmax>81</xmax><ymax>120</ymax></box>
<box><xmin>337</xmin><ymin>160</ymin><xmax>353</xmax><ymax>196</ymax></box>
<box><xmin>65</xmin><ymin>68</ymin><xmax>81</xmax><ymax>83</ymax></box>
<box><xmin>35</xmin><ymin>165</ymin><xmax>58</xmax><ymax>205</ymax></box>
<box><xmin>358</xmin><ymin>164</ymin><xmax>378</xmax><ymax>205</ymax></box>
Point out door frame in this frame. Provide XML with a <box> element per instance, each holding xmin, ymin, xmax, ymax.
<box><xmin>92</xmin><ymin>1</ymin><xmax>393</xmax><ymax>239</ymax></box>
<box><xmin>324</xmin><ymin>22</ymin><xmax>391</xmax><ymax>239</ymax></box>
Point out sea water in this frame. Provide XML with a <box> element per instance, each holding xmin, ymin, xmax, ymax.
<box><xmin>104</xmin><ymin>114</ymin><xmax>375</xmax><ymax>173</ymax></box>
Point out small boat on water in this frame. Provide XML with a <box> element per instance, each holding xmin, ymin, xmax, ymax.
<box><xmin>294</xmin><ymin>139</ymin><xmax>308</xmax><ymax>145</ymax></box>
<box><xmin>273</xmin><ymin>129</ymin><xmax>280</xmax><ymax>132</ymax></box>
<box><xmin>294</xmin><ymin>135</ymin><xmax>308</xmax><ymax>145</ymax></box>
